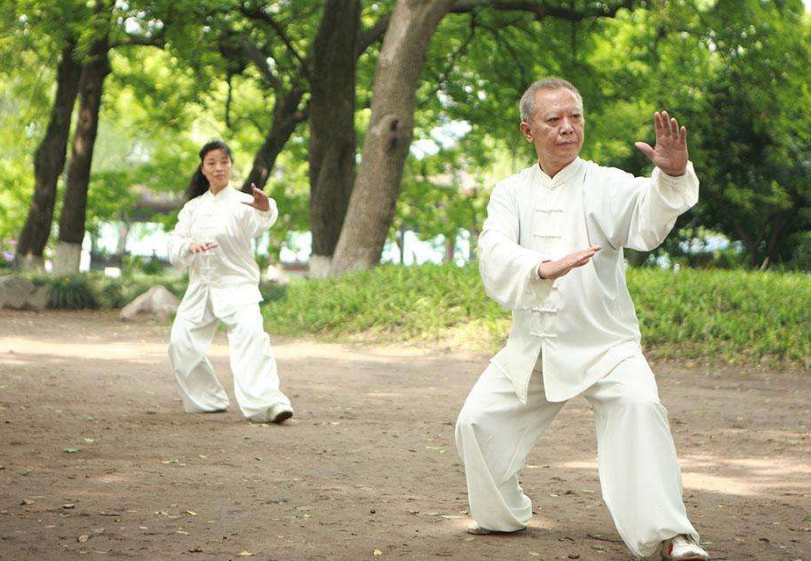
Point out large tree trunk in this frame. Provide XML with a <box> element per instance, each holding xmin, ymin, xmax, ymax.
<box><xmin>14</xmin><ymin>41</ymin><xmax>83</xmax><ymax>270</ymax></box>
<box><xmin>330</xmin><ymin>0</ymin><xmax>456</xmax><ymax>276</ymax></box>
<box><xmin>307</xmin><ymin>0</ymin><xmax>360</xmax><ymax>277</ymax></box>
<box><xmin>55</xmin><ymin>33</ymin><xmax>111</xmax><ymax>275</ymax></box>
<box><xmin>241</xmin><ymin>88</ymin><xmax>306</xmax><ymax>193</ymax></box>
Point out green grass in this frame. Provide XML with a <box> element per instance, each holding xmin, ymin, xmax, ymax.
<box><xmin>262</xmin><ymin>264</ymin><xmax>811</xmax><ymax>370</ymax></box>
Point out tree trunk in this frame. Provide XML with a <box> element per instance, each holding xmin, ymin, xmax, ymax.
<box><xmin>307</xmin><ymin>0</ymin><xmax>360</xmax><ymax>277</ymax></box>
<box><xmin>54</xmin><ymin>33</ymin><xmax>111</xmax><ymax>275</ymax></box>
<box><xmin>241</xmin><ymin>88</ymin><xmax>306</xmax><ymax>193</ymax></box>
<box><xmin>443</xmin><ymin>234</ymin><xmax>455</xmax><ymax>264</ymax></box>
<box><xmin>330</xmin><ymin>0</ymin><xmax>456</xmax><ymax>276</ymax></box>
<box><xmin>14</xmin><ymin>40</ymin><xmax>83</xmax><ymax>270</ymax></box>
<box><xmin>468</xmin><ymin>226</ymin><xmax>479</xmax><ymax>262</ymax></box>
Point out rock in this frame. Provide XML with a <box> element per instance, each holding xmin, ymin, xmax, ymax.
<box><xmin>26</xmin><ymin>285</ymin><xmax>50</xmax><ymax>310</ymax></box>
<box><xmin>265</xmin><ymin>265</ymin><xmax>290</xmax><ymax>285</ymax></box>
<box><xmin>0</xmin><ymin>276</ymin><xmax>40</xmax><ymax>310</ymax></box>
<box><xmin>119</xmin><ymin>286</ymin><xmax>179</xmax><ymax>322</ymax></box>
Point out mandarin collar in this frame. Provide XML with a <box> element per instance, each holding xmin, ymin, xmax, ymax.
<box><xmin>535</xmin><ymin>157</ymin><xmax>584</xmax><ymax>189</ymax></box>
<box><xmin>203</xmin><ymin>184</ymin><xmax>234</xmax><ymax>201</ymax></box>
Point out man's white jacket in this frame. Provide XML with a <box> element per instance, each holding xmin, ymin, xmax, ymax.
<box><xmin>479</xmin><ymin>157</ymin><xmax>699</xmax><ymax>403</ymax></box>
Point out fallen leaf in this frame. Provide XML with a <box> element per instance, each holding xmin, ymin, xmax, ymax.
<box><xmin>373</xmin><ymin>549</ymin><xmax>383</xmax><ymax>557</ymax></box>
<box><xmin>63</xmin><ymin>448</ymin><xmax>80</xmax><ymax>454</ymax></box>
<box><xmin>62</xmin><ymin>504</ymin><xmax>75</xmax><ymax>509</ymax></box>
<box><xmin>237</xmin><ymin>551</ymin><xmax>255</xmax><ymax>557</ymax></box>
<box><xmin>185</xmin><ymin>510</ymin><xmax>197</xmax><ymax>516</ymax></box>
<box><xmin>176</xmin><ymin>530</ymin><xmax>190</xmax><ymax>535</ymax></box>
<box><xmin>77</xmin><ymin>534</ymin><xmax>89</xmax><ymax>543</ymax></box>
<box><xmin>84</xmin><ymin>438</ymin><xmax>95</xmax><ymax>444</ymax></box>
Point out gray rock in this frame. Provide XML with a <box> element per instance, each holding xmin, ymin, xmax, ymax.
<box><xmin>26</xmin><ymin>285</ymin><xmax>51</xmax><ymax>310</ymax></box>
<box><xmin>119</xmin><ymin>285</ymin><xmax>179</xmax><ymax>322</ymax></box>
<box><xmin>0</xmin><ymin>276</ymin><xmax>37</xmax><ymax>310</ymax></box>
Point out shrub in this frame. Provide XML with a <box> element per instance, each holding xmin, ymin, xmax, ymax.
<box><xmin>47</xmin><ymin>275</ymin><xmax>99</xmax><ymax>310</ymax></box>
<box><xmin>262</xmin><ymin>264</ymin><xmax>811</xmax><ymax>370</ymax></box>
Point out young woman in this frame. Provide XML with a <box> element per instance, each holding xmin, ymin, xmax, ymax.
<box><xmin>167</xmin><ymin>140</ymin><xmax>293</xmax><ymax>423</ymax></box>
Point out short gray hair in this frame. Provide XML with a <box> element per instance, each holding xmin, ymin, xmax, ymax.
<box><xmin>519</xmin><ymin>78</ymin><xmax>583</xmax><ymax>123</ymax></box>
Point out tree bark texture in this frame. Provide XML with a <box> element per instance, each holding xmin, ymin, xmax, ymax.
<box><xmin>307</xmin><ymin>0</ymin><xmax>360</xmax><ymax>275</ymax></box>
<box><xmin>14</xmin><ymin>41</ymin><xmax>83</xmax><ymax>270</ymax></box>
<box><xmin>55</xmin><ymin>32</ymin><xmax>111</xmax><ymax>274</ymax></box>
<box><xmin>330</xmin><ymin>0</ymin><xmax>456</xmax><ymax>276</ymax></box>
<box><xmin>241</xmin><ymin>88</ymin><xmax>307</xmax><ymax>193</ymax></box>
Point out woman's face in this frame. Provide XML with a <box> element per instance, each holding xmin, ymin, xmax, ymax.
<box><xmin>200</xmin><ymin>148</ymin><xmax>232</xmax><ymax>191</ymax></box>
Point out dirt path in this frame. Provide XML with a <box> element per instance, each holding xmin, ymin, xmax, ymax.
<box><xmin>0</xmin><ymin>309</ymin><xmax>809</xmax><ymax>561</ymax></box>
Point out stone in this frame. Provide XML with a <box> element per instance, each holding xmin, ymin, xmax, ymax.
<box><xmin>25</xmin><ymin>285</ymin><xmax>50</xmax><ymax>310</ymax></box>
<box><xmin>119</xmin><ymin>286</ymin><xmax>179</xmax><ymax>322</ymax></box>
<box><xmin>0</xmin><ymin>276</ymin><xmax>37</xmax><ymax>310</ymax></box>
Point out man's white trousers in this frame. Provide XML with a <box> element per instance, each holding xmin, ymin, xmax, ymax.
<box><xmin>455</xmin><ymin>354</ymin><xmax>699</xmax><ymax>559</ymax></box>
<box><xmin>168</xmin><ymin>301</ymin><xmax>291</xmax><ymax>422</ymax></box>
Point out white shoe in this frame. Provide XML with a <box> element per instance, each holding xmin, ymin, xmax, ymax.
<box><xmin>466</xmin><ymin>522</ymin><xmax>493</xmax><ymax>535</ymax></box>
<box><xmin>266</xmin><ymin>403</ymin><xmax>293</xmax><ymax>424</ymax></box>
<box><xmin>661</xmin><ymin>535</ymin><xmax>709</xmax><ymax>561</ymax></box>
<box><xmin>465</xmin><ymin>521</ymin><xmax>525</xmax><ymax>535</ymax></box>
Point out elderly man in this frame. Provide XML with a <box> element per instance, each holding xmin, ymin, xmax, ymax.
<box><xmin>455</xmin><ymin>78</ymin><xmax>709</xmax><ymax>561</ymax></box>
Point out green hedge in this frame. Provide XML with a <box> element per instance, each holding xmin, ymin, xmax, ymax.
<box><xmin>263</xmin><ymin>264</ymin><xmax>811</xmax><ymax>370</ymax></box>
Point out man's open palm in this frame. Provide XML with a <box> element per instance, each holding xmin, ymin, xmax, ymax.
<box><xmin>634</xmin><ymin>111</ymin><xmax>688</xmax><ymax>177</ymax></box>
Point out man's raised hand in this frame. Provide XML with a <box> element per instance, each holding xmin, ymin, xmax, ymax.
<box><xmin>538</xmin><ymin>246</ymin><xmax>602</xmax><ymax>280</ymax></box>
<box><xmin>634</xmin><ymin>111</ymin><xmax>688</xmax><ymax>177</ymax></box>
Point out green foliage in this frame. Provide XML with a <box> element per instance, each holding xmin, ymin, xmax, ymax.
<box><xmin>20</xmin><ymin>270</ymin><xmax>188</xmax><ymax>309</ymax></box>
<box><xmin>264</xmin><ymin>264</ymin><xmax>507</xmax><ymax>342</ymax></box>
<box><xmin>47</xmin><ymin>275</ymin><xmax>99</xmax><ymax>309</ymax></box>
<box><xmin>263</xmin><ymin>264</ymin><xmax>811</xmax><ymax>370</ymax></box>
<box><xmin>629</xmin><ymin>267</ymin><xmax>811</xmax><ymax>368</ymax></box>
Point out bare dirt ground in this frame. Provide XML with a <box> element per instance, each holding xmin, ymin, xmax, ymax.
<box><xmin>0</xmin><ymin>309</ymin><xmax>809</xmax><ymax>561</ymax></box>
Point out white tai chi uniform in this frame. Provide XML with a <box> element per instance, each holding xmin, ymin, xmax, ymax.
<box><xmin>455</xmin><ymin>158</ymin><xmax>701</xmax><ymax>559</ymax></box>
<box><xmin>167</xmin><ymin>184</ymin><xmax>291</xmax><ymax>422</ymax></box>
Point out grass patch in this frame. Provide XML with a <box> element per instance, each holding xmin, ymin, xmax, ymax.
<box><xmin>263</xmin><ymin>264</ymin><xmax>811</xmax><ymax>370</ymax></box>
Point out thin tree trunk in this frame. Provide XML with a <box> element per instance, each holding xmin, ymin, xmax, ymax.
<box><xmin>468</xmin><ymin>226</ymin><xmax>479</xmax><ymax>262</ymax></box>
<box><xmin>55</xmin><ymin>32</ymin><xmax>111</xmax><ymax>275</ymax></box>
<box><xmin>330</xmin><ymin>0</ymin><xmax>456</xmax><ymax>276</ymax></box>
<box><xmin>443</xmin><ymin>234</ymin><xmax>455</xmax><ymax>264</ymax></box>
<box><xmin>308</xmin><ymin>0</ymin><xmax>360</xmax><ymax>278</ymax></box>
<box><xmin>14</xmin><ymin>40</ymin><xmax>83</xmax><ymax>270</ymax></box>
<box><xmin>241</xmin><ymin>88</ymin><xmax>306</xmax><ymax>193</ymax></box>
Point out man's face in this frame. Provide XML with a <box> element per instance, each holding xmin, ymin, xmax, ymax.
<box><xmin>520</xmin><ymin>88</ymin><xmax>584</xmax><ymax>172</ymax></box>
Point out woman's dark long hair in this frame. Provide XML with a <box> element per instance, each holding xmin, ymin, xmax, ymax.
<box><xmin>185</xmin><ymin>140</ymin><xmax>234</xmax><ymax>201</ymax></box>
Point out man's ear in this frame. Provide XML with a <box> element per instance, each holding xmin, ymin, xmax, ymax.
<box><xmin>520</xmin><ymin>121</ymin><xmax>533</xmax><ymax>142</ymax></box>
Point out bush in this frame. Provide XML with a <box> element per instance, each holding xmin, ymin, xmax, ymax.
<box><xmin>47</xmin><ymin>275</ymin><xmax>99</xmax><ymax>309</ymax></box>
<box><xmin>263</xmin><ymin>264</ymin><xmax>811</xmax><ymax>370</ymax></box>
<box><xmin>259</xmin><ymin>280</ymin><xmax>286</xmax><ymax>303</ymax></box>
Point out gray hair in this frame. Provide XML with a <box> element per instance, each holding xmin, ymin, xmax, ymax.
<box><xmin>519</xmin><ymin>78</ymin><xmax>583</xmax><ymax>123</ymax></box>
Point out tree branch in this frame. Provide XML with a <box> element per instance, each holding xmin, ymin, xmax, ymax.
<box><xmin>111</xmin><ymin>34</ymin><xmax>166</xmax><ymax>48</ymax></box>
<box><xmin>450</xmin><ymin>0</ymin><xmax>639</xmax><ymax>21</ymax></box>
<box><xmin>239</xmin><ymin>5</ymin><xmax>310</xmax><ymax>77</ymax></box>
<box><xmin>239</xmin><ymin>35</ymin><xmax>284</xmax><ymax>91</ymax></box>
<box><xmin>357</xmin><ymin>0</ymin><xmax>640</xmax><ymax>57</ymax></box>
